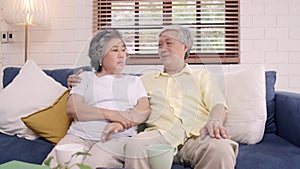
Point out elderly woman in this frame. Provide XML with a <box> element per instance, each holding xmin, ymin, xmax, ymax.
<box><xmin>45</xmin><ymin>29</ymin><xmax>151</xmax><ymax>169</ymax></box>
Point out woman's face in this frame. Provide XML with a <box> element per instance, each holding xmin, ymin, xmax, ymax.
<box><xmin>101</xmin><ymin>38</ymin><xmax>126</xmax><ymax>75</ymax></box>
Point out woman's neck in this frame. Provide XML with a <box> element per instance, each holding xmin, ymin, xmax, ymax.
<box><xmin>96</xmin><ymin>69</ymin><xmax>122</xmax><ymax>78</ymax></box>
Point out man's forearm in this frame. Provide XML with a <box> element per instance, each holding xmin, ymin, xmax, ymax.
<box><xmin>125</xmin><ymin>108</ymin><xmax>151</xmax><ymax>125</ymax></box>
<box><xmin>208</xmin><ymin>104</ymin><xmax>226</xmax><ymax>125</ymax></box>
<box><xmin>126</xmin><ymin>97</ymin><xmax>151</xmax><ymax>125</ymax></box>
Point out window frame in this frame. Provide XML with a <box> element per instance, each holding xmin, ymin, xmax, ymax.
<box><xmin>93</xmin><ymin>0</ymin><xmax>240</xmax><ymax>64</ymax></box>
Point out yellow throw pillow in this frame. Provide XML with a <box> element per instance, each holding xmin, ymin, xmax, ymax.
<box><xmin>21</xmin><ymin>90</ymin><xmax>73</xmax><ymax>144</ymax></box>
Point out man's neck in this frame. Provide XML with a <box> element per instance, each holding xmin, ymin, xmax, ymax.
<box><xmin>164</xmin><ymin>62</ymin><xmax>186</xmax><ymax>75</ymax></box>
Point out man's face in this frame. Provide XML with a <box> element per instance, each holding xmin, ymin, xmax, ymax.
<box><xmin>158</xmin><ymin>30</ymin><xmax>188</xmax><ymax>64</ymax></box>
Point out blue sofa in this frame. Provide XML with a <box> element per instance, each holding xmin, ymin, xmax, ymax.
<box><xmin>1</xmin><ymin>66</ymin><xmax>300</xmax><ymax>169</ymax></box>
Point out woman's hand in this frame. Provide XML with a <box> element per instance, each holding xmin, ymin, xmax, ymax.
<box><xmin>101</xmin><ymin>122</ymin><xmax>124</xmax><ymax>142</ymax></box>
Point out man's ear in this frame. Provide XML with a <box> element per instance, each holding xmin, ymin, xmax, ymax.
<box><xmin>184</xmin><ymin>43</ymin><xmax>189</xmax><ymax>53</ymax></box>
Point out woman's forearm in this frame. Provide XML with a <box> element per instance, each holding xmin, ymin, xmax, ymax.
<box><xmin>66</xmin><ymin>94</ymin><xmax>149</xmax><ymax>129</ymax></box>
<box><xmin>67</xmin><ymin>94</ymin><xmax>106</xmax><ymax>121</ymax></box>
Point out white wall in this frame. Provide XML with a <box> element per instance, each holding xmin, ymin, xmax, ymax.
<box><xmin>0</xmin><ymin>0</ymin><xmax>93</xmax><ymax>66</ymax></box>
<box><xmin>1</xmin><ymin>0</ymin><xmax>300</xmax><ymax>93</ymax></box>
<box><xmin>240</xmin><ymin>0</ymin><xmax>300</xmax><ymax>93</ymax></box>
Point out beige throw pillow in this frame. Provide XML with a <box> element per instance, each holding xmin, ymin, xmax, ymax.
<box><xmin>0</xmin><ymin>59</ymin><xmax>67</xmax><ymax>140</ymax></box>
<box><xmin>223</xmin><ymin>65</ymin><xmax>267</xmax><ymax>144</ymax></box>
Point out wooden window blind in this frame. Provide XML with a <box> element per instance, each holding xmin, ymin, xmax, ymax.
<box><xmin>93</xmin><ymin>0</ymin><xmax>240</xmax><ymax>64</ymax></box>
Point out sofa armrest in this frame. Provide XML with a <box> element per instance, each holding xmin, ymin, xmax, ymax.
<box><xmin>275</xmin><ymin>91</ymin><xmax>300</xmax><ymax>147</ymax></box>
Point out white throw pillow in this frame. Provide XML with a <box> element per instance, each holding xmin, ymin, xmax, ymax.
<box><xmin>223</xmin><ymin>65</ymin><xmax>267</xmax><ymax>144</ymax></box>
<box><xmin>0</xmin><ymin>59</ymin><xmax>67</xmax><ymax>140</ymax></box>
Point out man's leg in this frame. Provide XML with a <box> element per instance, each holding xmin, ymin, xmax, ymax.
<box><xmin>124</xmin><ymin>130</ymin><xmax>169</xmax><ymax>169</ymax></box>
<box><xmin>174</xmin><ymin>136</ymin><xmax>239</xmax><ymax>169</ymax></box>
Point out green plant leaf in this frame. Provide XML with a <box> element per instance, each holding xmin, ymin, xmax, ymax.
<box><xmin>71</xmin><ymin>152</ymin><xmax>91</xmax><ymax>158</ymax></box>
<box><xmin>76</xmin><ymin>163</ymin><xmax>93</xmax><ymax>169</ymax></box>
<box><xmin>43</xmin><ymin>156</ymin><xmax>54</xmax><ymax>166</ymax></box>
<box><xmin>44</xmin><ymin>151</ymin><xmax>92</xmax><ymax>169</ymax></box>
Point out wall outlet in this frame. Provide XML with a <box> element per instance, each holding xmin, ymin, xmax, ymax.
<box><xmin>8</xmin><ymin>31</ymin><xmax>13</xmax><ymax>42</ymax></box>
<box><xmin>1</xmin><ymin>32</ymin><xmax>8</xmax><ymax>43</ymax></box>
<box><xmin>1</xmin><ymin>31</ymin><xmax>14</xmax><ymax>43</ymax></box>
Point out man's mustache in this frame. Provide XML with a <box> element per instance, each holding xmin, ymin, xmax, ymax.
<box><xmin>158</xmin><ymin>50</ymin><xmax>172</xmax><ymax>57</ymax></box>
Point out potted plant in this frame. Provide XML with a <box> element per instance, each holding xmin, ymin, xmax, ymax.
<box><xmin>43</xmin><ymin>152</ymin><xmax>92</xmax><ymax>169</ymax></box>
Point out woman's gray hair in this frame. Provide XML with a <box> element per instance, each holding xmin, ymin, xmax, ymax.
<box><xmin>159</xmin><ymin>25</ymin><xmax>193</xmax><ymax>59</ymax></box>
<box><xmin>88</xmin><ymin>29</ymin><xmax>125</xmax><ymax>72</ymax></box>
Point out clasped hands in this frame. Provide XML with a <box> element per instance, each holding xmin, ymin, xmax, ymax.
<box><xmin>101</xmin><ymin>110</ymin><xmax>134</xmax><ymax>142</ymax></box>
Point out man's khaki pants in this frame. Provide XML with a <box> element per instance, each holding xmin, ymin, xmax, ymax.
<box><xmin>124</xmin><ymin>130</ymin><xmax>239</xmax><ymax>169</ymax></box>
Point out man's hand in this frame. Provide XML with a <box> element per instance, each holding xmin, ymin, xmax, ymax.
<box><xmin>67</xmin><ymin>69</ymin><xmax>83</xmax><ymax>90</ymax></box>
<box><xmin>101</xmin><ymin>122</ymin><xmax>124</xmax><ymax>142</ymax></box>
<box><xmin>199</xmin><ymin>119</ymin><xmax>230</xmax><ymax>139</ymax></box>
<box><xmin>200</xmin><ymin>104</ymin><xmax>230</xmax><ymax>139</ymax></box>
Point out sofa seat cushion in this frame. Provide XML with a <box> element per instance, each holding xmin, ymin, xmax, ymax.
<box><xmin>0</xmin><ymin>133</ymin><xmax>53</xmax><ymax>165</ymax></box>
<box><xmin>236</xmin><ymin>134</ymin><xmax>300</xmax><ymax>169</ymax></box>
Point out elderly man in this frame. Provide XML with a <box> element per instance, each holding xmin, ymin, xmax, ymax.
<box><xmin>123</xmin><ymin>25</ymin><xmax>238</xmax><ymax>169</ymax></box>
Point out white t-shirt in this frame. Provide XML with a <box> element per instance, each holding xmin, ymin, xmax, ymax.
<box><xmin>68</xmin><ymin>71</ymin><xmax>148</xmax><ymax>141</ymax></box>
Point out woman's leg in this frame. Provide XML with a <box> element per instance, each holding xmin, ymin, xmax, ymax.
<box><xmin>43</xmin><ymin>134</ymin><xmax>95</xmax><ymax>168</ymax></box>
<box><xmin>83</xmin><ymin>137</ymin><xmax>130</xmax><ymax>169</ymax></box>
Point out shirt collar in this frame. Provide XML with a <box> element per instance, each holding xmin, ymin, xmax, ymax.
<box><xmin>154</xmin><ymin>63</ymin><xmax>192</xmax><ymax>78</ymax></box>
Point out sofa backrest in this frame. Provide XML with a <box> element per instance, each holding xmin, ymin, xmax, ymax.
<box><xmin>2</xmin><ymin>66</ymin><xmax>93</xmax><ymax>88</ymax></box>
<box><xmin>2</xmin><ymin>67</ymin><xmax>277</xmax><ymax>134</ymax></box>
<box><xmin>265</xmin><ymin>71</ymin><xmax>276</xmax><ymax>134</ymax></box>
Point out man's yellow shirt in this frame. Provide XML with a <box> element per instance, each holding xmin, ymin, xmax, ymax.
<box><xmin>141</xmin><ymin>64</ymin><xmax>227</xmax><ymax>146</ymax></box>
